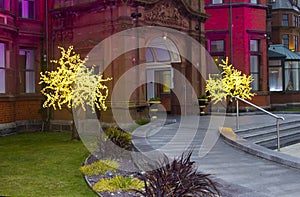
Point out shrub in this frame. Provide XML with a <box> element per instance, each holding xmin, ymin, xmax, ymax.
<box><xmin>149</xmin><ymin>97</ymin><xmax>161</xmax><ymax>101</ymax></box>
<box><xmin>92</xmin><ymin>175</ymin><xmax>145</xmax><ymax>193</ymax></box>
<box><xmin>80</xmin><ymin>159</ymin><xmax>119</xmax><ymax>176</ymax></box>
<box><xmin>136</xmin><ymin>150</ymin><xmax>220</xmax><ymax>196</ymax></box>
<box><xmin>104</xmin><ymin>126</ymin><xmax>132</xmax><ymax>151</ymax></box>
<box><xmin>135</xmin><ymin>118</ymin><xmax>151</xmax><ymax>126</ymax></box>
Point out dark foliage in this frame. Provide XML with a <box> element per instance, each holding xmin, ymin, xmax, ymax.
<box><xmin>136</xmin><ymin>150</ymin><xmax>220</xmax><ymax>197</ymax></box>
<box><xmin>104</xmin><ymin>126</ymin><xmax>132</xmax><ymax>151</ymax></box>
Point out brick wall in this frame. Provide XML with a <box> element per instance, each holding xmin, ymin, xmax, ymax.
<box><xmin>16</xmin><ymin>100</ymin><xmax>41</xmax><ymax>121</ymax></box>
<box><xmin>0</xmin><ymin>102</ymin><xmax>15</xmax><ymax>124</ymax></box>
<box><xmin>0</xmin><ymin>100</ymin><xmax>41</xmax><ymax>124</ymax></box>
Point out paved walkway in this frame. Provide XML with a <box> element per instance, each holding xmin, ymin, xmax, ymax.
<box><xmin>133</xmin><ymin>113</ymin><xmax>300</xmax><ymax>196</ymax></box>
<box><xmin>281</xmin><ymin>143</ymin><xmax>300</xmax><ymax>158</ymax></box>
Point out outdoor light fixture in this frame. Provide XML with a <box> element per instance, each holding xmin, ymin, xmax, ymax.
<box><xmin>195</xmin><ymin>25</ymin><xmax>200</xmax><ymax>31</ymax></box>
<box><xmin>132</xmin><ymin>57</ymin><xmax>136</xmax><ymax>63</ymax></box>
<box><xmin>131</xmin><ymin>13</ymin><xmax>142</xmax><ymax>18</ymax></box>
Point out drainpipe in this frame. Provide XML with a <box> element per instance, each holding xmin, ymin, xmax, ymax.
<box><xmin>45</xmin><ymin>0</ymin><xmax>49</xmax><ymax>69</ymax></box>
<box><xmin>229</xmin><ymin>0</ymin><xmax>233</xmax><ymax>64</ymax></box>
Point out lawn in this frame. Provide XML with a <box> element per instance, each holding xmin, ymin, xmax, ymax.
<box><xmin>0</xmin><ymin>131</ymin><xmax>97</xmax><ymax>197</ymax></box>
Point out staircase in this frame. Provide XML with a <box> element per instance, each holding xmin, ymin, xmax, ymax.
<box><xmin>235</xmin><ymin>120</ymin><xmax>300</xmax><ymax>149</ymax></box>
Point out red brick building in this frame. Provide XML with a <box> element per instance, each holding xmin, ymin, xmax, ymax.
<box><xmin>47</xmin><ymin>0</ymin><xmax>208</xmax><ymax>122</ymax></box>
<box><xmin>205</xmin><ymin>0</ymin><xmax>270</xmax><ymax>108</ymax></box>
<box><xmin>0</xmin><ymin>0</ymin><xmax>47</xmax><ymax>133</ymax></box>
<box><xmin>0</xmin><ymin>0</ymin><xmax>208</xmax><ymax>133</ymax></box>
<box><xmin>268</xmin><ymin>0</ymin><xmax>300</xmax><ymax>109</ymax></box>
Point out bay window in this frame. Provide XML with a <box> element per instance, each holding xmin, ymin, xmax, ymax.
<box><xmin>285</xmin><ymin>61</ymin><xmax>300</xmax><ymax>91</ymax></box>
<box><xmin>269</xmin><ymin>60</ymin><xmax>283</xmax><ymax>91</ymax></box>
<box><xmin>282</xmin><ymin>34</ymin><xmax>289</xmax><ymax>48</ymax></box>
<box><xmin>0</xmin><ymin>43</ymin><xmax>5</xmax><ymax>93</ymax></box>
<box><xmin>282</xmin><ymin>14</ymin><xmax>289</xmax><ymax>26</ymax></box>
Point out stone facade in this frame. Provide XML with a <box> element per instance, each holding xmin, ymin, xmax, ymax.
<box><xmin>48</xmin><ymin>0</ymin><xmax>208</xmax><ymax>121</ymax></box>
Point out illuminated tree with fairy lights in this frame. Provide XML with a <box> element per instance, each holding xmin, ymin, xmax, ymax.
<box><xmin>206</xmin><ymin>57</ymin><xmax>254</xmax><ymax>107</ymax></box>
<box><xmin>40</xmin><ymin>46</ymin><xmax>112</xmax><ymax>139</ymax></box>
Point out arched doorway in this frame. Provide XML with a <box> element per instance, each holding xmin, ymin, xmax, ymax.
<box><xmin>145</xmin><ymin>37</ymin><xmax>181</xmax><ymax>112</ymax></box>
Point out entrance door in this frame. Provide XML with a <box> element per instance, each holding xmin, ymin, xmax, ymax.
<box><xmin>146</xmin><ymin>66</ymin><xmax>173</xmax><ymax>112</ymax></box>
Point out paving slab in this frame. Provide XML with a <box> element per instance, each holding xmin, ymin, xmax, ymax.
<box><xmin>132</xmin><ymin>113</ymin><xmax>300</xmax><ymax>196</ymax></box>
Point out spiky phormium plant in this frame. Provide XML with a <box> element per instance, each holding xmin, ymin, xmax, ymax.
<box><xmin>136</xmin><ymin>150</ymin><xmax>220</xmax><ymax>196</ymax></box>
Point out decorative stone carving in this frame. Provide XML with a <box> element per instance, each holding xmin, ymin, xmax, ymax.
<box><xmin>144</xmin><ymin>0</ymin><xmax>188</xmax><ymax>28</ymax></box>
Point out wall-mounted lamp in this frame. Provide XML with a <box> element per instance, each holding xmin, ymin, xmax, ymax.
<box><xmin>132</xmin><ymin>57</ymin><xmax>136</xmax><ymax>64</ymax></box>
<box><xmin>131</xmin><ymin>13</ymin><xmax>142</xmax><ymax>18</ymax></box>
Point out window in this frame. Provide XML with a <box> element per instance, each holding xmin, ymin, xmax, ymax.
<box><xmin>210</xmin><ymin>40</ymin><xmax>225</xmax><ymax>65</ymax></box>
<box><xmin>0</xmin><ymin>43</ymin><xmax>5</xmax><ymax>93</ymax></box>
<box><xmin>269</xmin><ymin>60</ymin><xmax>283</xmax><ymax>91</ymax></box>
<box><xmin>0</xmin><ymin>0</ymin><xmax>4</xmax><ymax>9</ymax></box>
<box><xmin>293</xmin><ymin>15</ymin><xmax>299</xmax><ymax>27</ymax></box>
<box><xmin>250</xmin><ymin>40</ymin><xmax>260</xmax><ymax>91</ymax></box>
<box><xmin>282</xmin><ymin>34</ymin><xmax>289</xmax><ymax>48</ymax></box>
<box><xmin>210</xmin><ymin>40</ymin><xmax>224</xmax><ymax>52</ymax></box>
<box><xmin>156</xmin><ymin>70</ymin><xmax>171</xmax><ymax>94</ymax></box>
<box><xmin>250</xmin><ymin>0</ymin><xmax>258</xmax><ymax>3</ymax></box>
<box><xmin>282</xmin><ymin>14</ymin><xmax>289</xmax><ymax>26</ymax></box>
<box><xmin>285</xmin><ymin>61</ymin><xmax>300</xmax><ymax>91</ymax></box>
<box><xmin>19</xmin><ymin>0</ymin><xmax>35</xmax><ymax>19</ymax></box>
<box><xmin>19</xmin><ymin>49</ymin><xmax>35</xmax><ymax>93</ymax></box>
<box><xmin>294</xmin><ymin>36</ymin><xmax>298</xmax><ymax>51</ymax></box>
<box><xmin>250</xmin><ymin>39</ymin><xmax>259</xmax><ymax>52</ymax></box>
<box><xmin>212</xmin><ymin>0</ymin><xmax>222</xmax><ymax>4</ymax></box>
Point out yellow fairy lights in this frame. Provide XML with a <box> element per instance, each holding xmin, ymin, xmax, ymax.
<box><xmin>39</xmin><ymin>46</ymin><xmax>112</xmax><ymax>112</ymax></box>
<box><xmin>206</xmin><ymin>57</ymin><xmax>254</xmax><ymax>104</ymax></box>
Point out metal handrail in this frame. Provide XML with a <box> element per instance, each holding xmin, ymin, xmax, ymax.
<box><xmin>232</xmin><ymin>96</ymin><xmax>285</xmax><ymax>151</ymax></box>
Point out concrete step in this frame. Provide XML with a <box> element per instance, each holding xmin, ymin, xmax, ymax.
<box><xmin>258</xmin><ymin>132</ymin><xmax>300</xmax><ymax>149</ymax></box>
<box><xmin>235</xmin><ymin>120</ymin><xmax>300</xmax><ymax>149</ymax></box>
<box><xmin>254</xmin><ymin>128</ymin><xmax>300</xmax><ymax>148</ymax></box>
<box><xmin>240</xmin><ymin>123</ymin><xmax>300</xmax><ymax>140</ymax></box>
<box><xmin>235</xmin><ymin>120</ymin><xmax>300</xmax><ymax>135</ymax></box>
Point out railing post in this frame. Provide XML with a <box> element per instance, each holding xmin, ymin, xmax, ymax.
<box><xmin>276</xmin><ymin>119</ymin><xmax>280</xmax><ymax>151</ymax></box>
<box><xmin>236</xmin><ymin>99</ymin><xmax>240</xmax><ymax>130</ymax></box>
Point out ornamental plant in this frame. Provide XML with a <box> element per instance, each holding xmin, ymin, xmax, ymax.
<box><xmin>136</xmin><ymin>150</ymin><xmax>220</xmax><ymax>196</ymax></box>
<box><xmin>92</xmin><ymin>175</ymin><xmax>145</xmax><ymax>193</ymax></box>
<box><xmin>206</xmin><ymin>57</ymin><xmax>254</xmax><ymax>104</ymax></box>
<box><xmin>39</xmin><ymin>46</ymin><xmax>112</xmax><ymax>139</ymax></box>
<box><xmin>80</xmin><ymin>159</ymin><xmax>120</xmax><ymax>176</ymax></box>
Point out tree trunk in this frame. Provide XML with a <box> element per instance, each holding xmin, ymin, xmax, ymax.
<box><xmin>71</xmin><ymin>121</ymin><xmax>80</xmax><ymax>140</ymax></box>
